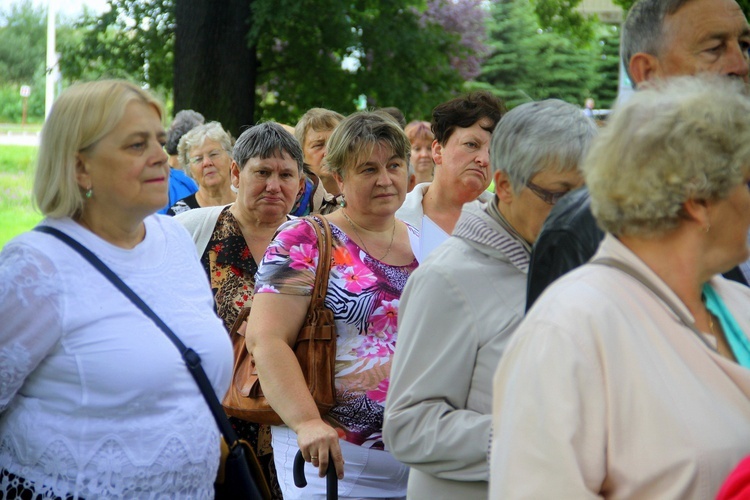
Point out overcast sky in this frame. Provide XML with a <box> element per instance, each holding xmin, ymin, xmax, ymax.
<box><xmin>4</xmin><ymin>0</ymin><xmax>110</xmax><ymax>19</ymax></box>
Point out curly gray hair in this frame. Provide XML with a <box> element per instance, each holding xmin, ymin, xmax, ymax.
<box><xmin>585</xmin><ymin>75</ymin><xmax>750</xmax><ymax>237</ymax></box>
<box><xmin>177</xmin><ymin>121</ymin><xmax>233</xmax><ymax>175</ymax></box>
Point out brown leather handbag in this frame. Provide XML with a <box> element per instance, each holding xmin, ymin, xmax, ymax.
<box><xmin>222</xmin><ymin>216</ymin><xmax>337</xmax><ymax>425</ymax></box>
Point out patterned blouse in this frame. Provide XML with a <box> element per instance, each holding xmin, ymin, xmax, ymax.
<box><xmin>199</xmin><ymin>206</ymin><xmax>288</xmax><ymax>499</ymax></box>
<box><xmin>254</xmin><ymin>217</ymin><xmax>419</xmax><ymax>449</ymax></box>
<box><xmin>200</xmin><ymin>206</ymin><xmax>263</xmax><ymax>332</ymax></box>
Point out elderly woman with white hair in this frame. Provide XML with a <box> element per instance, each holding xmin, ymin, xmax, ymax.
<box><xmin>167</xmin><ymin>121</ymin><xmax>236</xmax><ymax>215</ymax></box>
<box><xmin>490</xmin><ymin>75</ymin><xmax>750</xmax><ymax>499</ymax></box>
<box><xmin>383</xmin><ymin>99</ymin><xmax>597</xmax><ymax>499</ymax></box>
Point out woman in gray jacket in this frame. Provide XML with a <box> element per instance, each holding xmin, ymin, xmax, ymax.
<box><xmin>383</xmin><ymin>100</ymin><xmax>597</xmax><ymax>499</ymax></box>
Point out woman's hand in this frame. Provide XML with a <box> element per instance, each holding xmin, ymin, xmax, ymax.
<box><xmin>296</xmin><ymin>418</ymin><xmax>345</xmax><ymax>479</ymax></box>
<box><xmin>247</xmin><ymin>293</ymin><xmax>346</xmax><ymax>478</ymax></box>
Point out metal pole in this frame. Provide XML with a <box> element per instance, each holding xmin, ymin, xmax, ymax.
<box><xmin>45</xmin><ymin>0</ymin><xmax>56</xmax><ymax>119</ymax></box>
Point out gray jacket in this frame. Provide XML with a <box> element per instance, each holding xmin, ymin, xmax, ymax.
<box><xmin>384</xmin><ymin>201</ymin><xmax>529</xmax><ymax>499</ymax></box>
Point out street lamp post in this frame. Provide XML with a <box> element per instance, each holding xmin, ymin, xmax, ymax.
<box><xmin>45</xmin><ymin>0</ymin><xmax>56</xmax><ymax>119</ymax></box>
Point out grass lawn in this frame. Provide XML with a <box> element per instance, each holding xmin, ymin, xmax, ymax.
<box><xmin>0</xmin><ymin>145</ymin><xmax>42</xmax><ymax>248</ymax></box>
<box><xmin>0</xmin><ymin>123</ymin><xmax>43</xmax><ymax>134</ymax></box>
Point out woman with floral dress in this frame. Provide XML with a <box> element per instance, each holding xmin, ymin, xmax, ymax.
<box><xmin>246</xmin><ymin>111</ymin><xmax>418</xmax><ymax>499</ymax></box>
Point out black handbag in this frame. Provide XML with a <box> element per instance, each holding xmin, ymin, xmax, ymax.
<box><xmin>35</xmin><ymin>226</ymin><xmax>269</xmax><ymax>500</ymax></box>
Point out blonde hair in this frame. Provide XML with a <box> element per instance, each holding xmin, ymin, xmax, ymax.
<box><xmin>294</xmin><ymin>108</ymin><xmax>344</xmax><ymax>149</ymax></box>
<box><xmin>324</xmin><ymin>111</ymin><xmax>410</xmax><ymax>179</ymax></box>
<box><xmin>33</xmin><ymin>80</ymin><xmax>164</xmax><ymax>218</ymax></box>
<box><xmin>585</xmin><ymin>75</ymin><xmax>750</xmax><ymax>237</ymax></box>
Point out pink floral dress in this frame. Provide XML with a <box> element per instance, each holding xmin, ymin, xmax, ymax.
<box><xmin>254</xmin><ymin>217</ymin><xmax>419</xmax><ymax>449</ymax></box>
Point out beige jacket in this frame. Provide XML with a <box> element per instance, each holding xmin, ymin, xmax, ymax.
<box><xmin>385</xmin><ymin>202</ymin><xmax>529</xmax><ymax>499</ymax></box>
<box><xmin>490</xmin><ymin>234</ymin><xmax>750</xmax><ymax>499</ymax></box>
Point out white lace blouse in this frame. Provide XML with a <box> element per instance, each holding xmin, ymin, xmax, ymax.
<box><xmin>0</xmin><ymin>216</ymin><xmax>233</xmax><ymax>499</ymax></box>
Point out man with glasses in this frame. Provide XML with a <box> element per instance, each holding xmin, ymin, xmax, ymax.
<box><xmin>526</xmin><ymin>0</ymin><xmax>750</xmax><ymax>309</ymax></box>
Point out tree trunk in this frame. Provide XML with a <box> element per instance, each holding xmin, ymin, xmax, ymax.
<box><xmin>174</xmin><ymin>0</ymin><xmax>257</xmax><ymax>138</ymax></box>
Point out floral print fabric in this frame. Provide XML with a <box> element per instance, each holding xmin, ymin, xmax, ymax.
<box><xmin>200</xmin><ymin>206</ymin><xmax>259</xmax><ymax>332</ymax></box>
<box><xmin>199</xmin><ymin>206</ymin><xmax>284</xmax><ymax>499</ymax></box>
<box><xmin>255</xmin><ymin>217</ymin><xmax>418</xmax><ymax>449</ymax></box>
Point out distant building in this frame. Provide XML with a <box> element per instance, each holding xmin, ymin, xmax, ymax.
<box><xmin>578</xmin><ymin>0</ymin><xmax>623</xmax><ymax>24</ymax></box>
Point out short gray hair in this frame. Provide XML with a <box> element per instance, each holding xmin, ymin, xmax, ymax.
<box><xmin>621</xmin><ymin>0</ymin><xmax>691</xmax><ymax>82</ymax></box>
<box><xmin>232</xmin><ymin>122</ymin><xmax>304</xmax><ymax>174</ymax></box>
<box><xmin>165</xmin><ymin>109</ymin><xmax>204</xmax><ymax>155</ymax></box>
<box><xmin>490</xmin><ymin>99</ymin><xmax>598</xmax><ymax>193</ymax></box>
<box><xmin>177</xmin><ymin>121</ymin><xmax>233</xmax><ymax>173</ymax></box>
<box><xmin>585</xmin><ymin>75</ymin><xmax>750</xmax><ymax>237</ymax></box>
<box><xmin>324</xmin><ymin>111</ymin><xmax>411</xmax><ymax>178</ymax></box>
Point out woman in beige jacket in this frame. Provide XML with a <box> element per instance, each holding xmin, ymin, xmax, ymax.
<box><xmin>490</xmin><ymin>75</ymin><xmax>750</xmax><ymax>499</ymax></box>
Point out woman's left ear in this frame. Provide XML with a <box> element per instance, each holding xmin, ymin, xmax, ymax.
<box><xmin>75</xmin><ymin>152</ymin><xmax>91</xmax><ymax>189</ymax></box>
<box><xmin>297</xmin><ymin>175</ymin><xmax>306</xmax><ymax>197</ymax></box>
<box><xmin>682</xmin><ymin>198</ymin><xmax>710</xmax><ymax>229</ymax></box>
<box><xmin>334</xmin><ymin>172</ymin><xmax>345</xmax><ymax>195</ymax></box>
<box><xmin>230</xmin><ymin>161</ymin><xmax>241</xmax><ymax>188</ymax></box>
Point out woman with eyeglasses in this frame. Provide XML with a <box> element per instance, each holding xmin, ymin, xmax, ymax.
<box><xmin>166</xmin><ymin>121</ymin><xmax>236</xmax><ymax>215</ymax></box>
<box><xmin>384</xmin><ymin>100</ymin><xmax>596</xmax><ymax>499</ymax></box>
<box><xmin>490</xmin><ymin>76</ymin><xmax>750</xmax><ymax>498</ymax></box>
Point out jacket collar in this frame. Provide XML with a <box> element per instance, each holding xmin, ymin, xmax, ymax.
<box><xmin>452</xmin><ymin>202</ymin><xmax>531</xmax><ymax>273</ymax></box>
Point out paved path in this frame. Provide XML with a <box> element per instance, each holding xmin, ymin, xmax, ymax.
<box><xmin>0</xmin><ymin>131</ymin><xmax>40</xmax><ymax>147</ymax></box>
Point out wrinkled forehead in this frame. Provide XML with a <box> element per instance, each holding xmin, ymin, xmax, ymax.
<box><xmin>190</xmin><ymin>138</ymin><xmax>223</xmax><ymax>155</ymax></box>
<box><xmin>661</xmin><ymin>0</ymin><xmax>750</xmax><ymax>51</ymax></box>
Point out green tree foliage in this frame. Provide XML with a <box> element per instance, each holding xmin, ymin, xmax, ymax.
<box><xmin>0</xmin><ymin>0</ymin><xmax>76</xmax><ymax>121</ymax></box>
<box><xmin>589</xmin><ymin>24</ymin><xmax>620</xmax><ymax>109</ymax></box>
<box><xmin>0</xmin><ymin>0</ymin><xmax>46</xmax><ymax>84</ymax></box>
<box><xmin>475</xmin><ymin>0</ymin><xmax>601</xmax><ymax>109</ymax></box>
<box><xmin>533</xmin><ymin>0</ymin><xmax>596</xmax><ymax>46</ymax></box>
<box><xmin>57</xmin><ymin>0</ymin><xmax>477</xmax><ymax>126</ymax></box>
<box><xmin>59</xmin><ymin>0</ymin><xmax>174</xmax><ymax>99</ymax></box>
<box><xmin>250</xmin><ymin>0</ymin><xmax>467</xmax><ymax>123</ymax></box>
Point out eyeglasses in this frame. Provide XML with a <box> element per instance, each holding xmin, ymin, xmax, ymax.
<box><xmin>525</xmin><ymin>180</ymin><xmax>571</xmax><ymax>205</ymax></box>
<box><xmin>189</xmin><ymin>150</ymin><xmax>226</xmax><ymax>166</ymax></box>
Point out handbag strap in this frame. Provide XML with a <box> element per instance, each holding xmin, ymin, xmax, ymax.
<box><xmin>33</xmin><ymin>225</ymin><xmax>244</xmax><ymax>447</ymax></box>
<box><xmin>303</xmin><ymin>216</ymin><xmax>333</xmax><ymax>314</ymax></box>
<box><xmin>591</xmin><ymin>256</ymin><xmax>717</xmax><ymax>352</ymax></box>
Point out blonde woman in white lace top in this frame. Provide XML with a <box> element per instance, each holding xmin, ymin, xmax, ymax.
<box><xmin>0</xmin><ymin>80</ymin><xmax>232</xmax><ymax>499</ymax></box>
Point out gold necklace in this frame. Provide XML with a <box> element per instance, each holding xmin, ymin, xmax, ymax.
<box><xmin>341</xmin><ymin>210</ymin><xmax>396</xmax><ymax>261</ymax></box>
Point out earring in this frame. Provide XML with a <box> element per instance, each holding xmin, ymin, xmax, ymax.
<box><xmin>339</xmin><ymin>195</ymin><xmax>346</xmax><ymax>208</ymax></box>
<box><xmin>85</xmin><ymin>186</ymin><xmax>93</xmax><ymax>199</ymax></box>
<box><xmin>704</xmin><ymin>223</ymin><xmax>711</xmax><ymax>234</ymax></box>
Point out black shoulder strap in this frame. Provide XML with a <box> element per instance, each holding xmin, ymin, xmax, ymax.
<box><xmin>33</xmin><ymin>225</ymin><xmax>242</xmax><ymax>445</ymax></box>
